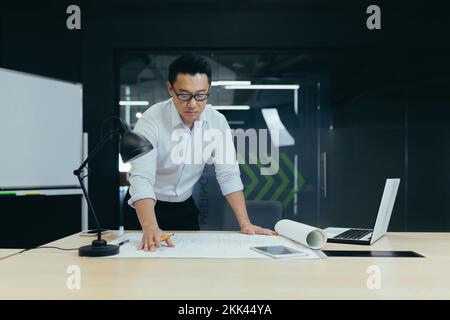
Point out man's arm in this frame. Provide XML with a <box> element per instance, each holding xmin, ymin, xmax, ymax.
<box><xmin>214</xmin><ymin>115</ymin><xmax>276</xmax><ymax>236</ymax></box>
<box><xmin>213</xmin><ymin>116</ymin><xmax>277</xmax><ymax>235</ymax></box>
<box><xmin>134</xmin><ymin>198</ymin><xmax>175</xmax><ymax>251</ymax></box>
<box><xmin>225</xmin><ymin>190</ymin><xmax>277</xmax><ymax>235</ymax></box>
<box><xmin>128</xmin><ymin>115</ymin><xmax>174</xmax><ymax>251</ymax></box>
<box><xmin>224</xmin><ymin>190</ymin><xmax>250</xmax><ymax>228</ymax></box>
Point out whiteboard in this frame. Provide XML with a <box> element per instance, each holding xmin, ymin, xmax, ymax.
<box><xmin>0</xmin><ymin>68</ymin><xmax>83</xmax><ymax>189</ymax></box>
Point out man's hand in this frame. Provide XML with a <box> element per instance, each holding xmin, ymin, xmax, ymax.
<box><xmin>225</xmin><ymin>191</ymin><xmax>278</xmax><ymax>236</ymax></box>
<box><xmin>138</xmin><ymin>225</ymin><xmax>175</xmax><ymax>252</ymax></box>
<box><xmin>240</xmin><ymin>222</ymin><xmax>278</xmax><ymax>236</ymax></box>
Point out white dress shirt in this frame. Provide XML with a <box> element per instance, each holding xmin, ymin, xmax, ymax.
<box><xmin>128</xmin><ymin>98</ymin><xmax>243</xmax><ymax>207</ymax></box>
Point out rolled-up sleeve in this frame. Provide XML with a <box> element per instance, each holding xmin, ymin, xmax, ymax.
<box><xmin>127</xmin><ymin>116</ymin><xmax>158</xmax><ymax>208</ymax></box>
<box><xmin>214</xmin><ymin>115</ymin><xmax>244</xmax><ymax>196</ymax></box>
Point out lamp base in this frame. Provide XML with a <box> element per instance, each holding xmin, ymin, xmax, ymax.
<box><xmin>79</xmin><ymin>239</ymin><xmax>119</xmax><ymax>257</ymax></box>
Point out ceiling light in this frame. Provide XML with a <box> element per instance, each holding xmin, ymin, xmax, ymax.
<box><xmin>224</xmin><ymin>84</ymin><xmax>299</xmax><ymax>90</ymax></box>
<box><xmin>212</xmin><ymin>105</ymin><xmax>250</xmax><ymax>110</ymax></box>
<box><xmin>119</xmin><ymin>101</ymin><xmax>149</xmax><ymax>106</ymax></box>
<box><xmin>211</xmin><ymin>81</ymin><xmax>251</xmax><ymax>86</ymax></box>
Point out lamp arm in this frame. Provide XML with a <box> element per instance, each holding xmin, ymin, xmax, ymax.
<box><xmin>76</xmin><ymin>173</ymin><xmax>101</xmax><ymax>239</ymax></box>
<box><xmin>75</xmin><ymin>129</ymin><xmax>121</xmax><ymax>173</ymax></box>
<box><xmin>73</xmin><ymin>129</ymin><xmax>121</xmax><ymax>240</ymax></box>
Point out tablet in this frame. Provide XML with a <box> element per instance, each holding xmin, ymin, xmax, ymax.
<box><xmin>250</xmin><ymin>245</ymin><xmax>308</xmax><ymax>259</ymax></box>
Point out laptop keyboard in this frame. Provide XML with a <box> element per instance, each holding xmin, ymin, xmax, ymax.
<box><xmin>333</xmin><ymin>229</ymin><xmax>372</xmax><ymax>240</ymax></box>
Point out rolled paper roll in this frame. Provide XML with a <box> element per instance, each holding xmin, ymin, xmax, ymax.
<box><xmin>275</xmin><ymin>219</ymin><xmax>327</xmax><ymax>249</ymax></box>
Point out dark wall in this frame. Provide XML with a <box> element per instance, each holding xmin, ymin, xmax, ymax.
<box><xmin>0</xmin><ymin>2</ymin><xmax>81</xmax><ymax>82</ymax></box>
<box><xmin>0</xmin><ymin>195</ymin><xmax>81</xmax><ymax>248</ymax></box>
<box><xmin>1</xmin><ymin>1</ymin><xmax>449</xmax><ymax>246</ymax></box>
<box><xmin>0</xmin><ymin>1</ymin><xmax>83</xmax><ymax>247</ymax></box>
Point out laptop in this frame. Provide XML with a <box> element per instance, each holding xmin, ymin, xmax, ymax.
<box><xmin>324</xmin><ymin>178</ymin><xmax>400</xmax><ymax>245</ymax></box>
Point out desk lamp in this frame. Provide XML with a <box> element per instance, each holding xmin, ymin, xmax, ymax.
<box><xmin>74</xmin><ymin>117</ymin><xmax>153</xmax><ymax>257</ymax></box>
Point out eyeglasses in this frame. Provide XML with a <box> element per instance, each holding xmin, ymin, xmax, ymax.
<box><xmin>171</xmin><ymin>86</ymin><xmax>210</xmax><ymax>102</ymax></box>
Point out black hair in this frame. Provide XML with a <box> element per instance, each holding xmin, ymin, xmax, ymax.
<box><xmin>168</xmin><ymin>53</ymin><xmax>212</xmax><ymax>85</ymax></box>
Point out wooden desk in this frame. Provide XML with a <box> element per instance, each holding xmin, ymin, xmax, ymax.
<box><xmin>0</xmin><ymin>249</ymin><xmax>23</xmax><ymax>259</ymax></box>
<box><xmin>0</xmin><ymin>232</ymin><xmax>449</xmax><ymax>299</ymax></box>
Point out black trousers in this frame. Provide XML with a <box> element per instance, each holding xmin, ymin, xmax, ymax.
<box><xmin>122</xmin><ymin>191</ymin><xmax>200</xmax><ymax>231</ymax></box>
<box><xmin>154</xmin><ymin>196</ymin><xmax>200</xmax><ymax>231</ymax></box>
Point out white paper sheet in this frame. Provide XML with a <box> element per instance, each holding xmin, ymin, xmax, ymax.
<box><xmin>106</xmin><ymin>232</ymin><xmax>324</xmax><ymax>259</ymax></box>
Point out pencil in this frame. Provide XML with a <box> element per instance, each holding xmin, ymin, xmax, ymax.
<box><xmin>149</xmin><ymin>233</ymin><xmax>175</xmax><ymax>246</ymax></box>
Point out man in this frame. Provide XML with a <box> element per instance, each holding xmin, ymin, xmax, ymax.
<box><xmin>128</xmin><ymin>53</ymin><xmax>276</xmax><ymax>252</ymax></box>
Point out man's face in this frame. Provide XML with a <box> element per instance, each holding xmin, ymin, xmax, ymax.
<box><xmin>167</xmin><ymin>73</ymin><xmax>210</xmax><ymax>126</ymax></box>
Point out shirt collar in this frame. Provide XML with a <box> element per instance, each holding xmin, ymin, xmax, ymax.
<box><xmin>170</xmin><ymin>99</ymin><xmax>184</xmax><ymax>129</ymax></box>
<box><xmin>170</xmin><ymin>98</ymin><xmax>208</xmax><ymax>129</ymax></box>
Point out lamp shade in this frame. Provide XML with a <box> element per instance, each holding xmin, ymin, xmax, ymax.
<box><xmin>119</xmin><ymin>130</ymin><xmax>153</xmax><ymax>163</ymax></box>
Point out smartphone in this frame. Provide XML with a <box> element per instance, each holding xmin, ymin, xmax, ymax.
<box><xmin>79</xmin><ymin>229</ymin><xmax>110</xmax><ymax>237</ymax></box>
<box><xmin>250</xmin><ymin>245</ymin><xmax>309</xmax><ymax>259</ymax></box>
